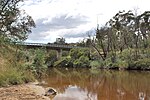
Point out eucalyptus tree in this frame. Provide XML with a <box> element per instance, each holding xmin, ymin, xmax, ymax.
<box><xmin>107</xmin><ymin>10</ymin><xmax>150</xmax><ymax>49</ymax></box>
<box><xmin>106</xmin><ymin>10</ymin><xmax>150</xmax><ymax>60</ymax></box>
<box><xmin>95</xmin><ymin>26</ymin><xmax>112</xmax><ymax>60</ymax></box>
<box><xmin>0</xmin><ymin>0</ymin><xmax>35</xmax><ymax>42</ymax></box>
<box><xmin>95</xmin><ymin>11</ymin><xmax>132</xmax><ymax>61</ymax></box>
<box><xmin>94</xmin><ymin>10</ymin><xmax>150</xmax><ymax>61</ymax></box>
<box><xmin>106</xmin><ymin>10</ymin><xmax>134</xmax><ymax>51</ymax></box>
<box><xmin>138</xmin><ymin>11</ymin><xmax>150</xmax><ymax>48</ymax></box>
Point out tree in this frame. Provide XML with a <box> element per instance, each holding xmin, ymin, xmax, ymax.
<box><xmin>138</xmin><ymin>11</ymin><xmax>150</xmax><ymax>48</ymax></box>
<box><xmin>93</xmin><ymin>10</ymin><xmax>150</xmax><ymax>62</ymax></box>
<box><xmin>107</xmin><ymin>10</ymin><xmax>150</xmax><ymax>50</ymax></box>
<box><xmin>106</xmin><ymin>10</ymin><xmax>135</xmax><ymax>51</ymax></box>
<box><xmin>87</xmin><ymin>29</ymin><xmax>107</xmax><ymax>61</ymax></box>
<box><xmin>0</xmin><ymin>0</ymin><xmax>35</xmax><ymax>42</ymax></box>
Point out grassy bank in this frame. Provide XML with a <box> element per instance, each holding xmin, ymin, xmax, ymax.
<box><xmin>0</xmin><ymin>43</ymin><xmax>35</xmax><ymax>87</ymax></box>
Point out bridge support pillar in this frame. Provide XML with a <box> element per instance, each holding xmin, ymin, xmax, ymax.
<box><xmin>56</xmin><ymin>49</ymin><xmax>62</xmax><ymax>60</ymax></box>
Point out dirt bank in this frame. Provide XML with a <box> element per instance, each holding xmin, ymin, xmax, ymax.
<box><xmin>0</xmin><ymin>83</ymin><xmax>50</xmax><ymax>100</ymax></box>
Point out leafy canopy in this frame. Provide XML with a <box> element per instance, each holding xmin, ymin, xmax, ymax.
<box><xmin>0</xmin><ymin>0</ymin><xmax>35</xmax><ymax>42</ymax></box>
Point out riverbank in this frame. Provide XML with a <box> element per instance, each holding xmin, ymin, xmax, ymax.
<box><xmin>0</xmin><ymin>82</ymin><xmax>50</xmax><ymax>100</ymax></box>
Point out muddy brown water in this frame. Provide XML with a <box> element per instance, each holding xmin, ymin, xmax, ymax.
<box><xmin>40</xmin><ymin>68</ymin><xmax>150</xmax><ymax>100</ymax></box>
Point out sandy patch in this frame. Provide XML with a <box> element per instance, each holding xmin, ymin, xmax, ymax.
<box><xmin>0</xmin><ymin>83</ymin><xmax>50</xmax><ymax>100</ymax></box>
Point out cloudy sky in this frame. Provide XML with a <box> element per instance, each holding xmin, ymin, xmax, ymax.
<box><xmin>21</xmin><ymin>0</ymin><xmax>150</xmax><ymax>43</ymax></box>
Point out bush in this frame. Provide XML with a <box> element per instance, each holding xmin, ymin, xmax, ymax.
<box><xmin>99</xmin><ymin>56</ymin><xmax>128</xmax><ymax>70</ymax></box>
<box><xmin>69</xmin><ymin>48</ymin><xmax>80</xmax><ymax>59</ymax></box>
<box><xmin>54</xmin><ymin>48</ymin><xmax>91</xmax><ymax>68</ymax></box>
<box><xmin>112</xmin><ymin>60</ymin><xmax>128</xmax><ymax>70</ymax></box>
<box><xmin>103</xmin><ymin>58</ymin><xmax>113</xmax><ymax>69</ymax></box>
<box><xmin>45</xmin><ymin>50</ymin><xmax>57</xmax><ymax>67</ymax></box>
<box><xmin>69</xmin><ymin>48</ymin><xmax>90</xmax><ymax>60</ymax></box>
<box><xmin>54</xmin><ymin>56</ymin><xmax>73</xmax><ymax>67</ymax></box>
<box><xmin>73</xmin><ymin>56</ymin><xmax>90</xmax><ymax>67</ymax></box>
<box><xmin>0</xmin><ymin>44</ymin><xmax>35</xmax><ymax>87</ymax></box>
<box><xmin>90</xmin><ymin>61</ymin><xmax>101</xmax><ymax>69</ymax></box>
<box><xmin>0</xmin><ymin>67</ymin><xmax>35</xmax><ymax>87</ymax></box>
<box><xmin>32</xmin><ymin>49</ymin><xmax>47</xmax><ymax>77</ymax></box>
<box><xmin>130</xmin><ymin>58</ymin><xmax>150</xmax><ymax>70</ymax></box>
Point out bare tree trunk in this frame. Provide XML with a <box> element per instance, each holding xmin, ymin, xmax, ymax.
<box><xmin>91</xmin><ymin>42</ymin><xmax>105</xmax><ymax>61</ymax></box>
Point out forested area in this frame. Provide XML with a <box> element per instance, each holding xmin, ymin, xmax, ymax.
<box><xmin>56</xmin><ymin>10</ymin><xmax>150</xmax><ymax>70</ymax></box>
<box><xmin>90</xmin><ymin>10</ymin><xmax>150</xmax><ymax>70</ymax></box>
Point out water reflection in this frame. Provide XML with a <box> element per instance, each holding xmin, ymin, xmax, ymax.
<box><xmin>41</xmin><ymin>68</ymin><xmax>150</xmax><ymax>100</ymax></box>
<box><xmin>54</xmin><ymin>85</ymin><xmax>97</xmax><ymax>100</ymax></box>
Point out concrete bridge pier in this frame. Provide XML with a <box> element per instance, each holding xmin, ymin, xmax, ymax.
<box><xmin>56</xmin><ymin>49</ymin><xmax>62</xmax><ymax>60</ymax></box>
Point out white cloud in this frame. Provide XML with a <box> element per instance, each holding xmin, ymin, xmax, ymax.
<box><xmin>22</xmin><ymin>0</ymin><xmax>150</xmax><ymax>43</ymax></box>
<box><xmin>54</xmin><ymin>85</ymin><xmax>97</xmax><ymax>100</ymax></box>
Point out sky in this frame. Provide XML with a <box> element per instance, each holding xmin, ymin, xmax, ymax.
<box><xmin>21</xmin><ymin>0</ymin><xmax>150</xmax><ymax>43</ymax></box>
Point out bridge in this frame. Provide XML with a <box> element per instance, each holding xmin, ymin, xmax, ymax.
<box><xmin>18</xmin><ymin>42</ymin><xmax>88</xmax><ymax>59</ymax></box>
<box><xmin>19</xmin><ymin>42</ymin><xmax>85</xmax><ymax>50</ymax></box>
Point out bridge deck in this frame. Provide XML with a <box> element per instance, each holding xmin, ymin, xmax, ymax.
<box><xmin>18</xmin><ymin>42</ymin><xmax>87</xmax><ymax>50</ymax></box>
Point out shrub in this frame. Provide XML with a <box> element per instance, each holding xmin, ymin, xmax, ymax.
<box><xmin>69</xmin><ymin>48</ymin><xmax>79</xmax><ymax>59</ymax></box>
<box><xmin>69</xmin><ymin>48</ymin><xmax>90</xmax><ymax>60</ymax></box>
<box><xmin>112</xmin><ymin>60</ymin><xmax>128</xmax><ymax>70</ymax></box>
<box><xmin>0</xmin><ymin>67</ymin><xmax>35</xmax><ymax>87</ymax></box>
<box><xmin>45</xmin><ymin>50</ymin><xmax>57</xmax><ymax>67</ymax></box>
<box><xmin>90</xmin><ymin>61</ymin><xmax>101</xmax><ymax>69</ymax></box>
<box><xmin>130</xmin><ymin>58</ymin><xmax>150</xmax><ymax>70</ymax></box>
<box><xmin>73</xmin><ymin>56</ymin><xmax>90</xmax><ymax>67</ymax></box>
<box><xmin>0</xmin><ymin>44</ymin><xmax>35</xmax><ymax>87</ymax></box>
<box><xmin>103</xmin><ymin>58</ymin><xmax>113</xmax><ymax>69</ymax></box>
<box><xmin>32</xmin><ymin>49</ymin><xmax>47</xmax><ymax>77</ymax></box>
<box><xmin>54</xmin><ymin>56</ymin><xmax>73</xmax><ymax>67</ymax></box>
<box><xmin>54</xmin><ymin>48</ymin><xmax>91</xmax><ymax>68</ymax></box>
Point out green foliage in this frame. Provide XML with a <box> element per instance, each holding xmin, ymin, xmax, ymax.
<box><xmin>0</xmin><ymin>0</ymin><xmax>35</xmax><ymax>41</ymax></box>
<box><xmin>119</xmin><ymin>49</ymin><xmax>134</xmax><ymax>60</ymax></box>
<box><xmin>69</xmin><ymin>48</ymin><xmax>90</xmax><ymax>60</ymax></box>
<box><xmin>93</xmin><ymin>10</ymin><xmax>150</xmax><ymax>70</ymax></box>
<box><xmin>90</xmin><ymin>61</ymin><xmax>101</xmax><ymax>69</ymax></box>
<box><xmin>62</xmin><ymin>51</ymin><xmax>69</xmax><ymax>57</ymax></box>
<box><xmin>0</xmin><ymin>44</ymin><xmax>35</xmax><ymax>87</ymax></box>
<box><xmin>130</xmin><ymin>58</ymin><xmax>150</xmax><ymax>70</ymax></box>
<box><xmin>20</xmin><ymin>48</ymin><xmax>51</xmax><ymax>78</ymax></box>
<box><xmin>103</xmin><ymin>58</ymin><xmax>113</xmax><ymax>69</ymax></box>
<box><xmin>69</xmin><ymin>48</ymin><xmax>80</xmax><ymax>59</ymax></box>
<box><xmin>45</xmin><ymin>50</ymin><xmax>57</xmax><ymax>67</ymax></box>
<box><xmin>112</xmin><ymin>60</ymin><xmax>128</xmax><ymax>70</ymax></box>
<box><xmin>73</xmin><ymin>56</ymin><xmax>90</xmax><ymax>67</ymax></box>
<box><xmin>54</xmin><ymin>56</ymin><xmax>72</xmax><ymax>67</ymax></box>
<box><xmin>69</xmin><ymin>48</ymin><xmax>90</xmax><ymax>67</ymax></box>
<box><xmin>118</xmin><ymin>49</ymin><xmax>135</xmax><ymax>65</ymax></box>
<box><xmin>54</xmin><ymin>48</ymin><xmax>90</xmax><ymax>68</ymax></box>
<box><xmin>0</xmin><ymin>67</ymin><xmax>35</xmax><ymax>87</ymax></box>
<box><xmin>28</xmin><ymin>49</ymin><xmax>47</xmax><ymax>78</ymax></box>
<box><xmin>0</xmin><ymin>45</ymin><xmax>49</xmax><ymax>86</ymax></box>
<box><xmin>90</xmin><ymin>51</ymin><xmax>101</xmax><ymax>60</ymax></box>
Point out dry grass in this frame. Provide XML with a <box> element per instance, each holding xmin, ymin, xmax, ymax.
<box><xmin>0</xmin><ymin>44</ymin><xmax>35</xmax><ymax>87</ymax></box>
<box><xmin>0</xmin><ymin>57</ymin><xmax>6</xmax><ymax>70</ymax></box>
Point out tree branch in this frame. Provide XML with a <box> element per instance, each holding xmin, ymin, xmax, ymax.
<box><xmin>2</xmin><ymin>0</ymin><xmax>11</xmax><ymax>10</ymax></box>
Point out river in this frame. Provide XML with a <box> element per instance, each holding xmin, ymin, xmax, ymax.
<box><xmin>40</xmin><ymin>68</ymin><xmax>150</xmax><ymax>100</ymax></box>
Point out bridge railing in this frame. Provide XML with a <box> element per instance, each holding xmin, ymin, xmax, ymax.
<box><xmin>18</xmin><ymin>42</ymin><xmax>87</xmax><ymax>49</ymax></box>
